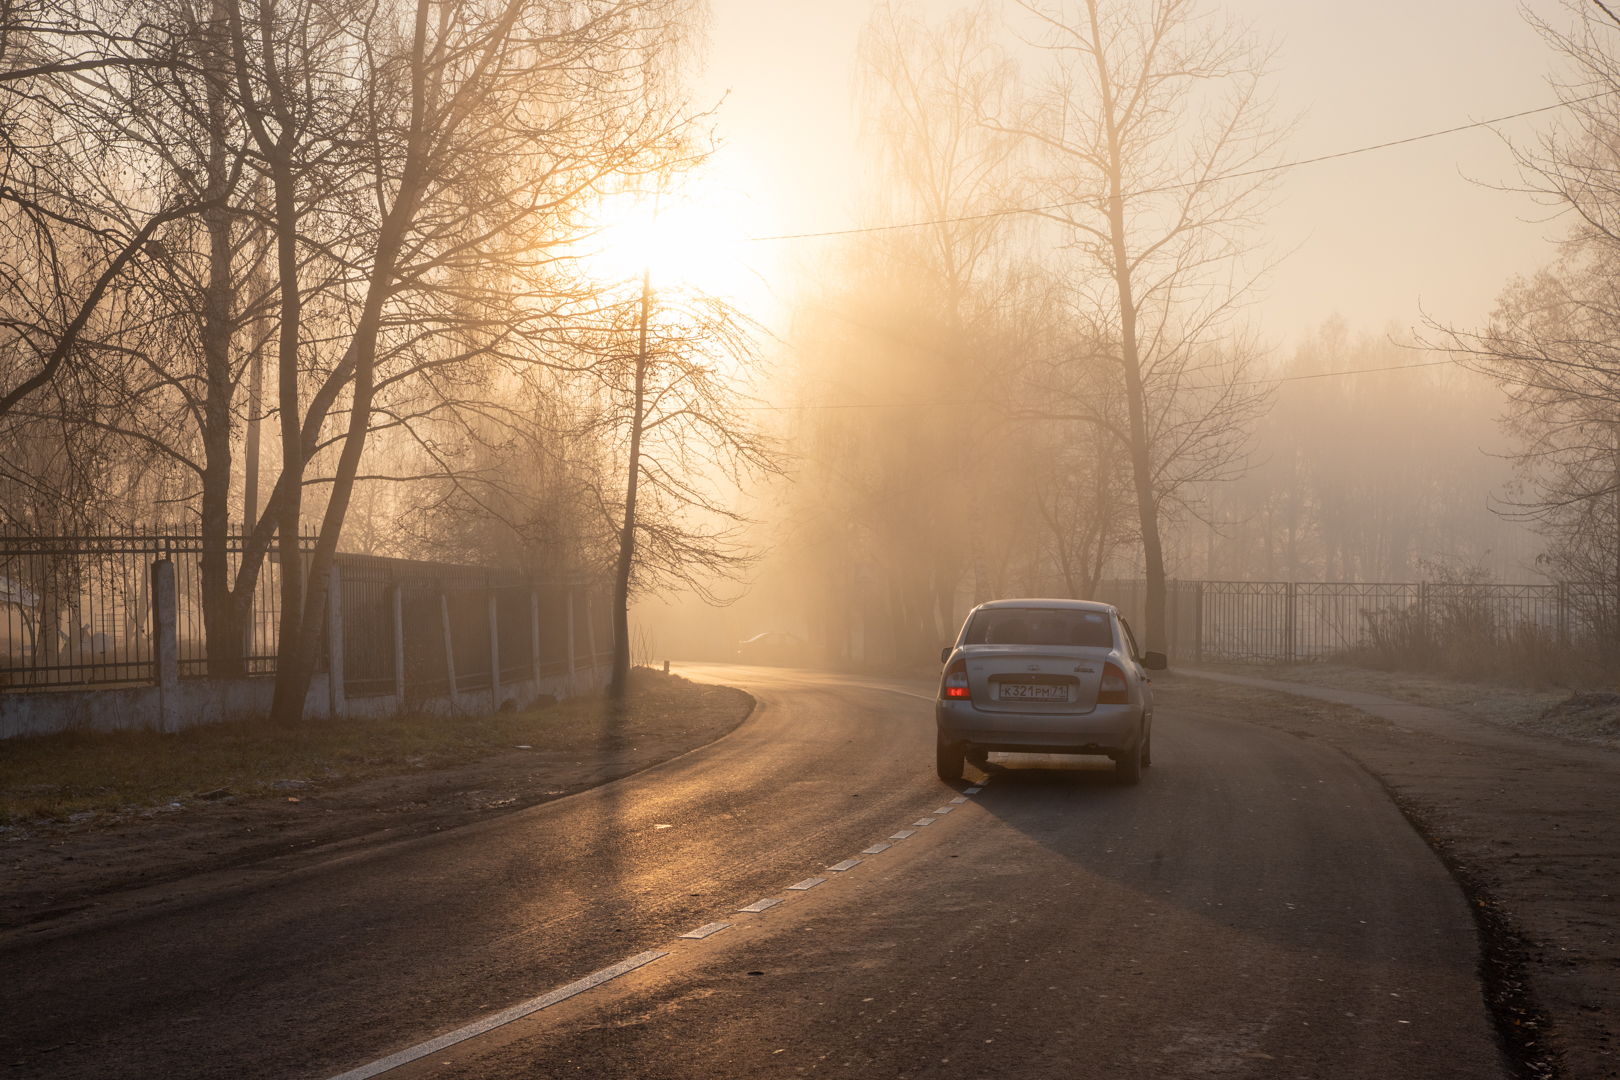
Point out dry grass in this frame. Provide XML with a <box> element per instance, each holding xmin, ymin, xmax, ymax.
<box><xmin>0</xmin><ymin>667</ymin><xmax>730</xmax><ymax>826</ymax></box>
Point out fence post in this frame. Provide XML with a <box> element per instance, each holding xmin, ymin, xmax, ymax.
<box><xmin>584</xmin><ymin>593</ymin><xmax>598</xmax><ymax>685</ymax></box>
<box><xmin>1195</xmin><ymin>581</ymin><xmax>1204</xmax><ymax>664</ymax></box>
<box><xmin>391</xmin><ymin>584</ymin><xmax>405</xmax><ymax>712</ymax></box>
<box><xmin>1169</xmin><ymin>579</ymin><xmax>1179</xmax><ymax>660</ymax></box>
<box><xmin>530</xmin><ymin>588</ymin><xmax>542</xmax><ymax>689</ymax></box>
<box><xmin>327</xmin><ymin>563</ymin><xmax>345</xmax><ymax>720</ymax></box>
<box><xmin>151</xmin><ymin>558</ymin><xmax>178</xmax><ymax>731</ymax></box>
<box><xmin>1558</xmin><ymin>581</ymin><xmax>1568</xmax><ymax>648</ymax></box>
<box><xmin>440</xmin><ymin>591</ymin><xmax>460</xmax><ymax>710</ymax></box>
<box><xmin>488</xmin><ymin>585</ymin><xmax>502</xmax><ymax>708</ymax></box>
<box><xmin>566</xmin><ymin>588</ymin><xmax>577</xmax><ymax>695</ymax></box>
<box><xmin>1285</xmin><ymin>581</ymin><xmax>1296</xmax><ymax>664</ymax></box>
<box><xmin>1420</xmin><ymin>579</ymin><xmax>1430</xmax><ymax>648</ymax></box>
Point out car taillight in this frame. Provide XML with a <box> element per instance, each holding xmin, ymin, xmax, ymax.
<box><xmin>1098</xmin><ymin>662</ymin><xmax>1129</xmax><ymax>704</ymax></box>
<box><xmin>941</xmin><ymin>656</ymin><xmax>971</xmax><ymax>700</ymax></box>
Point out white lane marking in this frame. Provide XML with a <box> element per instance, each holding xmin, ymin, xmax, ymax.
<box><xmin>933</xmin><ymin>806</ymin><xmax>955</xmax><ymax>815</ymax></box>
<box><xmin>859</xmin><ymin>684</ymin><xmax>935</xmax><ymax>702</ymax></box>
<box><xmin>965</xmin><ymin>787</ymin><xmax>982</xmax><ymax>794</ymax></box>
<box><xmin>737</xmin><ymin>898</ymin><xmax>784</xmax><ymax>912</ymax></box>
<box><xmin>326</xmin><ymin>950</ymin><xmax>668</xmax><ymax>1080</ymax></box>
<box><xmin>787</xmin><ymin>877</ymin><xmax>826</xmax><ymax>891</ymax></box>
<box><xmin>827</xmin><ymin>859</ymin><xmax>862</xmax><ymax>872</ymax></box>
<box><xmin>679</xmin><ymin>922</ymin><xmax>732</xmax><ymax>940</ymax></box>
<box><xmin>890</xmin><ymin>830</ymin><xmax>918</xmax><ymax>839</ymax></box>
<box><xmin>862</xmin><ymin>843</ymin><xmax>892</xmax><ymax>854</ymax></box>
<box><xmin>950</xmin><ymin>797</ymin><xmax>968</xmax><ymax>804</ymax></box>
<box><xmin>913</xmin><ymin>818</ymin><xmax>936</xmax><ymax>827</ymax></box>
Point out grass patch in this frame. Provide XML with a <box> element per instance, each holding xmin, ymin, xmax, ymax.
<box><xmin>0</xmin><ymin>667</ymin><xmax>747</xmax><ymax>827</ymax></box>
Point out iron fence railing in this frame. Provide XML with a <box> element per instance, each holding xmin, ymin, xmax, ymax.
<box><xmin>0</xmin><ymin>528</ymin><xmax>306</xmax><ymax>689</ymax></box>
<box><xmin>1093</xmin><ymin>577</ymin><xmax>1620</xmax><ymax>663</ymax></box>
<box><xmin>0</xmin><ymin>530</ymin><xmax>609</xmax><ymax>695</ymax></box>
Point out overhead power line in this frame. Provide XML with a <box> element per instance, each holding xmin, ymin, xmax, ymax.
<box><xmin>747</xmin><ymin>356</ymin><xmax>1465</xmax><ymax>411</ymax></box>
<box><xmin>738</xmin><ymin>95</ymin><xmax>1605</xmax><ymax>243</ymax></box>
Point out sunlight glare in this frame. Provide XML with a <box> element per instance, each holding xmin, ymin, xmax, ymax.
<box><xmin>584</xmin><ymin>163</ymin><xmax>780</xmax><ymax>328</ymax></box>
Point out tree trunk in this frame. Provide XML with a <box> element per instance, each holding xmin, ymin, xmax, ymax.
<box><xmin>1090</xmin><ymin>0</ymin><xmax>1166</xmax><ymax>654</ymax></box>
<box><xmin>265</xmin><ymin>137</ymin><xmax>306</xmax><ymax>724</ymax></box>
<box><xmin>610</xmin><ymin>269</ymin><xmax>652</xmax><ymax>699</ymax></box>
<box><xmin>199</xmin><ymin>31</ymin><xmax>240</xmax><ymax>677</ymax></box>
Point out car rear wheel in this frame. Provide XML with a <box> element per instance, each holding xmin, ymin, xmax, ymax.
<box><xmin>936</xmin><ymin>733</ymin><xmax>965</xmax><ymax>782</ymax></box>
<box><xmin>1114</xmin><ymin>729</ymin><xmax>1143</xmax><ymax>786</ymax></box>
<box><xmin>1141</xmin><ymin>722</ymin><xmax>1153</xmax><ymax>767</ymax></box>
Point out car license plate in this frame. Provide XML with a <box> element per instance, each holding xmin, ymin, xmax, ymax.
<box><xmin>999</xmin><ymin>682</ymin><xmax>1067</xmax><ymax>702</ymax></box>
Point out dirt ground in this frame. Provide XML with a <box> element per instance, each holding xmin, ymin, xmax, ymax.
<box><xmin>1167</xmin><ymin>669</ymin><xmax>1619</xmax><ymax>1080</ymax></box>
<box><xmin>0</xmin><ymin>678</ymin><xmax>754</xmax><ymax>937</ymax></box>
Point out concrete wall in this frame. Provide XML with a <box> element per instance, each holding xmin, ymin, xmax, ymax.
<box><xmin>0</xmin><ymin>555</ymin><xmax>612</xmax><ymax>740</ymax></box>
<box><xmin>0</xmin><ymin>666</ymin><xmax>608</xmax><ymax>741</ymax></box>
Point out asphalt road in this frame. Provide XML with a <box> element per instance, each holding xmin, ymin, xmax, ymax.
<box><xmin>0</xmin><ymin>666</ymin><xmax>1507</xmax><ymax>1079</ymax></box>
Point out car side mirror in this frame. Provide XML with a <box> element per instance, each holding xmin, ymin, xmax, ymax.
<box><xmin>1142</xmin><ymin>651</ymin><xmax>1168</xmax><ymax>671</ymax></box>
<box><xmin>940</xmin><ymin>646</ymin><xmax>952</xmax><ymax>664</ymax></box>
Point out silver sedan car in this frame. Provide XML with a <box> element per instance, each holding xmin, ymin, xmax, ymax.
<box><xmin>935</xmin><ymin>599</ymin><xmax>1166</xmax><ymax>784</ymax></box>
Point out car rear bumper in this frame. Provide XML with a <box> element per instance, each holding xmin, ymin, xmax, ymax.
<box><xmin>935</xmin><ymin>699</ymin><xmax>1142</xmax><ymax>756</ymax></box>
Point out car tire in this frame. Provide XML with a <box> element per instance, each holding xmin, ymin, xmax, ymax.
<box><xmin>936</xmin><ymin>733</ymin><xmax>965</xmax><ymax>782</ymax></box>
<box><xmin>1114</xmin><ymin>729</ymin><xmax>1143</xmax><ymax>786</ymax></box>
<box><xmin>1141</xmin><ymin>721</ymin><xmax>1153</xmax><ymax>767</ymax></box>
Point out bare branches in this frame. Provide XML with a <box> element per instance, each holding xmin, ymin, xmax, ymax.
<box><xmin>1433</xmin><ymin>1</ymin><xmax>1620</xmax><ymax>596</ymax></box>
<box><xmin>0</xmin><ymin>197</ymin><xmax>209</xmax><ymax>420</ymax></box>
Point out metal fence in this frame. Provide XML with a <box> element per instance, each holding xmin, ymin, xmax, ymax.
<box><xmin>0</xmin><ymin>530</ymin><xmax>608</xmax><ymax>696</ymax></box>
<box><xmin>1093</xmin><ymin>577</ymin><xmax>1620</xmax><ymax>663</ymax></box>
<box><xmin>0</xmin><ymin>528</ymin><xmax>300</xmax><ymax>688</ymax></box>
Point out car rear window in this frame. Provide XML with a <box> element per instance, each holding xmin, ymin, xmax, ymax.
<box><xmin>962</xmin><ymin>608</ymin><xmax>1114</xmax><ymax>648</ymax></box>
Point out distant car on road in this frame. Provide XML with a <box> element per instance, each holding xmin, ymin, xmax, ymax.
<box><xmin>935</xmin><ymin>599</ymin><xmax>1165</xmax><ymax>785</ymax></box>
<box><xmin>736</xmin><ymin>632</ymin><xmax>810</xmax><ymax>667</ymax></box>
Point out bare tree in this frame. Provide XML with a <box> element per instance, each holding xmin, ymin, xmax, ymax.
<box><xmin>210</xmin><ymin>0</ymin><xmax>708</xmax><ymax>722</ymax></box>
<box><xmin>1430</xmin><ymin>1</ymin><xmax>1620</xmax><ymax>638</ymax></box>
<box><xmin>1007</xmin><ymin>0</ymin><xmax>1283</xmax><ymax>653</ymax></box>
<box><xmin>0</xmin><ymin>6</ymin><xmax>222</xmax><ymax>423</ymax></box>
<box><xmin>573</xmin><ymin>260</ymin><xmax>776</xmax><ymax>697</ymax></box>
<box><xmin>788</xmin><ymin>0</ymin><xmax>1033</xmax><ymax>663</ymax></box>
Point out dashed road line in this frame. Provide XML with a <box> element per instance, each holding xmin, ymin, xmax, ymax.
<box><xmin>331</xmin><ymin>781</ymin><xmax>988</xmax><ymax>1078</ymax></box>
<box><xmin>326</xmin><ymin>951</ymin><xmax>668</xmax><ymax>1080</ymax></box>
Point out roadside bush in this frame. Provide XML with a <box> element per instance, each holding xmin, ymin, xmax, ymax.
<box><xmin>1344</xmin><ymin>560</ymin><xmax>1606</xmax><ymax>687</ymax></box>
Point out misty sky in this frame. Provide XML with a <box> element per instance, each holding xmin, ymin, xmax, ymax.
<box><xmin>694</xmin><ymin>0</ymin><xmax>1571</xmax><ymax>350</ymax></box>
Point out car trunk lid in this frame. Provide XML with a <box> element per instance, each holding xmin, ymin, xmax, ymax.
<box><xmin>963</xmin><ymin>648</ymin><xmax>1108</xmax><ymax>713</ymax></box>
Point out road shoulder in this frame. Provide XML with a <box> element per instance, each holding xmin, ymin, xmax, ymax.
<box><xmin>1166</xmin><ymin>668</ymin><xmax>1617</xmax><ymax>1080</ymax></box>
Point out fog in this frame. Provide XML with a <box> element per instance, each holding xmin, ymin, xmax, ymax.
<box><xmin>3</xmin><ymin>0</ymin><xmax>1608</xmax><ymax>683</ymax></box>
<box><xmin>632</xmin><ymin>0</ymin><xmax>1581</xmax><ymax>665</ymax></box>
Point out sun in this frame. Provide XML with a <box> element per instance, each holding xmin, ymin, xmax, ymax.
<box><xmin>583</xmin><ymin>170</ymin><xmax>777</xmax><ymax>322</ymax></box>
